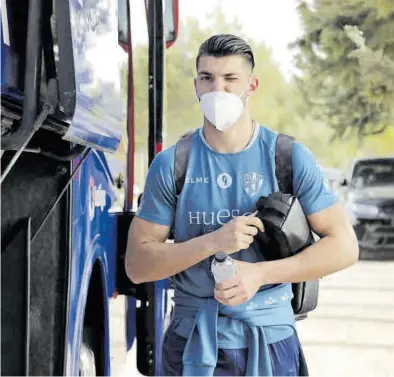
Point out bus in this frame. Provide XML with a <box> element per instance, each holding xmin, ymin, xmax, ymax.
<box><xmin>1</xmin><ymin>0</ymin><xmax>178</xmax><ymax>375</ymax></box>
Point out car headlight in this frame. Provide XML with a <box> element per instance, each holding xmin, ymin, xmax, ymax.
<box><xmin>347</xmin><ymin>202</ymin><xmax>379</xmax><ymax>217</ymax></box>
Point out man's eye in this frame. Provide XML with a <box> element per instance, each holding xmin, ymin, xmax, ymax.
<box><xmin>201</xmin><ymin>76</ymin><xmax>211</xmax><ymax>81</ymax></box>
<box><xmin>226</xmin><ymin>77</ymin><xmax>238</xmax><ymax>82</ymax></box>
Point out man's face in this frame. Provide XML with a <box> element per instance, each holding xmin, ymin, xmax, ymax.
<box><xmin>194</xmin><ymin>55</ymin><xmax>258</xmax><ymax>99</ymax></box>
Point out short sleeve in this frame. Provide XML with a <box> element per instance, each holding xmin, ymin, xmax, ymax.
<box><xmin>292</xmin><ymin>142</ymin><xmax>338</xmax><ymax>216</ymax></box>
<box><xmin>135</xmin><ymin>147</ymin><xmax>176</xmax><ymax>227</ymax></box>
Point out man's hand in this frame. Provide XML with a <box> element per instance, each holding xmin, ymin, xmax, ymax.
<box><xmin>211</xmin><ymin>212</ymin><xmax>264</xmax><ymax>254</ymax></box>
<box><xmin>214</xmin><ymin>260</ymin><xmax>262</xmax><ymax>307</ymax></box>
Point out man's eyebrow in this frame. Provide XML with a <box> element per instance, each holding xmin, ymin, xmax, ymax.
<box><xmin>197</xmin><ymin>71</ymin><xmax>213</xmax><ymax>76</ymax></box>
<box><xmin>197</xmin><ymin>71</ymin><xmax>240</xmax><ymax>77</ymax></box>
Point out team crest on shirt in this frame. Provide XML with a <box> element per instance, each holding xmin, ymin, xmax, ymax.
<box><xmin>241</xmin><ymin>172</ymin><xmax>264</xmax><ymax>197</ymax></box>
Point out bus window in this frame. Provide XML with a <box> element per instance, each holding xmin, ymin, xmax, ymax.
<box><xmin>130</xmin><ymin>0</ymin><xmax>149</xmax><ymax>208</ymax></box>
<box><xmin>104</xmin><ymin>0</ymin><xmax>131</xmax><ymax>212</ymax></box>
<box><xmin>118</xmin><ymin>0</ymin><xmax>129</xmax><ymax>48</ymax></box>
<box><xmin>164</xmin><ymin>0</ymin><xmax>179</xmax><ymax>48</ymax></box>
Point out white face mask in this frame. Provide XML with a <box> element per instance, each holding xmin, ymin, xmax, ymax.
<box><xmin>199</xmin><ymin>85</ymin><xmax>250</xmax><ymax>131</ymax></box>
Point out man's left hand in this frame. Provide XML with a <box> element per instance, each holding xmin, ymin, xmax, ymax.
<box><xmin>214</xmin><ymin>260</ymin><xmax>263</xmax><ymax>307</ymax></box>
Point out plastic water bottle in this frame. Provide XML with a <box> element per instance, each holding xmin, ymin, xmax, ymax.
<box><xmin>211</xmin><ymin>252</ymin><xmax>237</xmax><ymax>283</ymax></box>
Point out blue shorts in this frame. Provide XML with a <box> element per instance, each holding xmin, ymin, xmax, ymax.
<box><xmin>162</xmin><ymin>322</ymin><xmax>308</xmax><ymax>376</ymax></box>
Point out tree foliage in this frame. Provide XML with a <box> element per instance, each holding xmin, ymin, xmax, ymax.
<box><xmin>292</xmin><ymin>0</ymin><xmax>394</xmax><ymax>138</ymax></box>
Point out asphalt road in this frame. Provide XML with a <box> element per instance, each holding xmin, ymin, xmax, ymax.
<box><xmin>114</xmin><ymin>259</ymin><xmax>394</xmax><ymax>376</ymax></box>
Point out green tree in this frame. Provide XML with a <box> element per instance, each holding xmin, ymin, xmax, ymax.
<box><xmin>132</xmin><ymin>44</ymin><xmax>150</xmax><ymax>153</ymax></box>
<box><xmin>292</xmin><ymin>0</ymin><xmax>394</xmax><ymax>138</ymax></box>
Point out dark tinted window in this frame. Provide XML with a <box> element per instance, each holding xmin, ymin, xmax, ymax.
<box><xmin>118</xmin><ymin>0</ymin><xmax>129</xmax><ymax>45</ymax></box>
<box><xmin>352</xmin><ymin>159</ymin><xmax>394</xmax><ymax>187</ymax></box>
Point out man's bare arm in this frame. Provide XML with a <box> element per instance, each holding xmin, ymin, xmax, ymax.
<box><xmin>125</xmin><ymin>214</ymin><xmax>264</xmax><ymax>284</ymax></box>
<box><xmin>125</xmin><ymin>217</ymin><xmax>216</xmax><ymax>284</ymax></box>
<box><xmin>257</xmin><ymin>202</ymin><xmax>359</xmax><ymax>284</ymax></box>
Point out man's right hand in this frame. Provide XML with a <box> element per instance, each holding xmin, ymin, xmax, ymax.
<box><xmin>211</xmin><ymin>212</ymin><xmax>264</xmax><ymax>254</ymax></box>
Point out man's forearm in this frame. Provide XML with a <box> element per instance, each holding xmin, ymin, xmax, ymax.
<box><xmin>126</xmin><ymin>233</ymin><xmax>217</xmax><ymax>284</ymax></box>
<box><xmin>257</xmin><ymin>234</ymin><xmax>359</xmax><ymax>285</ymax></box>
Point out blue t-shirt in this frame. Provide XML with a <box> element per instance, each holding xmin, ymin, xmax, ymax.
<box><xmin>136</xmin><ymin>124</ymin><xmax>338</xmax><ymax>347</ymax></box>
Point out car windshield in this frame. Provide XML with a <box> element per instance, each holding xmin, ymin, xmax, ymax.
<box><xmin>351</xmin><ymin>159</ymin><xmax>394</xmax><ymax>188</ymax></box>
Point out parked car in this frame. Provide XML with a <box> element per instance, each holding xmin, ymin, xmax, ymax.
<box><xmin>341</xmin><ymin>157</ymin><xmax>394</xmax><ymax>259</ymax></box>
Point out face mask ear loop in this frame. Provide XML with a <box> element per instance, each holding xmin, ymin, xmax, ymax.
<box><xmin>239</xmin><ymin>77</ymin><xmax>253</xmax><ymax>105</ymax></box>
<box><xmin>239</xmin><ymin>77</ymin><xmax>252</xmax><ymax>100</ymax></box>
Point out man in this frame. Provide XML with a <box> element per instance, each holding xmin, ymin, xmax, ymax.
<box><xmin>126</xmin><ymin>34</ymin><xmax>359</xmax><ymax>376</ymax></box>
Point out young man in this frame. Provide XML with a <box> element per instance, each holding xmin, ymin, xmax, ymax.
<box><xmin>126</xmin><ymin>34</ymin><xmax>359</xmax><ymax>376</ymax></box>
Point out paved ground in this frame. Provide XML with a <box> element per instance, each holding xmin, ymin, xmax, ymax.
<box><xmin>113</xmin><ymin>260</ymin><xmax>394</xmax><ymax>376</ymax></box>
<box><xmin>297</xmin><ymin>260</ymin><xmax>394</xmax><ymax>377</ymax></box>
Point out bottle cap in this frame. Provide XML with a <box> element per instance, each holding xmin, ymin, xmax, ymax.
<box><xmin>214</xmin><ymin>252</ymin><xmax>227</xmax><ymax>262</ymax></box>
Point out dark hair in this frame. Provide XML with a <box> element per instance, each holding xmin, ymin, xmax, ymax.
<box><xmin>196</xmin><ymin>34</ymin><xmax>255</xmax><ymax>70</ymax></box>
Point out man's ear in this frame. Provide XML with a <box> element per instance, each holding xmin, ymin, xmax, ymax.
<box><xmin>249</xmin><ymin>76</ymin><xmax>259</xmax><ymax>95</ymax></box>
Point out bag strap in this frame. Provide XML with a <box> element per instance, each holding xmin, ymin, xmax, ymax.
<box><xmin>174</xmin><ymin>132</ymin><xmax>193</xmax><ymax>196</ymax></box>
<box><xmin>275</xmin><ymin>133</ymin><xmax>295</xmax><ymax>195</ymax></box>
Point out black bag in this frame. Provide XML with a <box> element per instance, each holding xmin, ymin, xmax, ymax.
<box><xmin>254</xmin><ymin>193</ymin><xmax>316</xmax><ymax>260</ymax></box>
<box><xmin>254</xmin><ymin>134</ymin><xmax>319</xmax><ymax>318</ymax></box>
<box><xmin>174</xmin><ymin>132</ymin><xmax>319</xmax><ymax>319</ymax></box>
<box><xmin>254</xmin><ymin>194</ymin><xmax>320</xmax><ymax>317</ymax></box>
